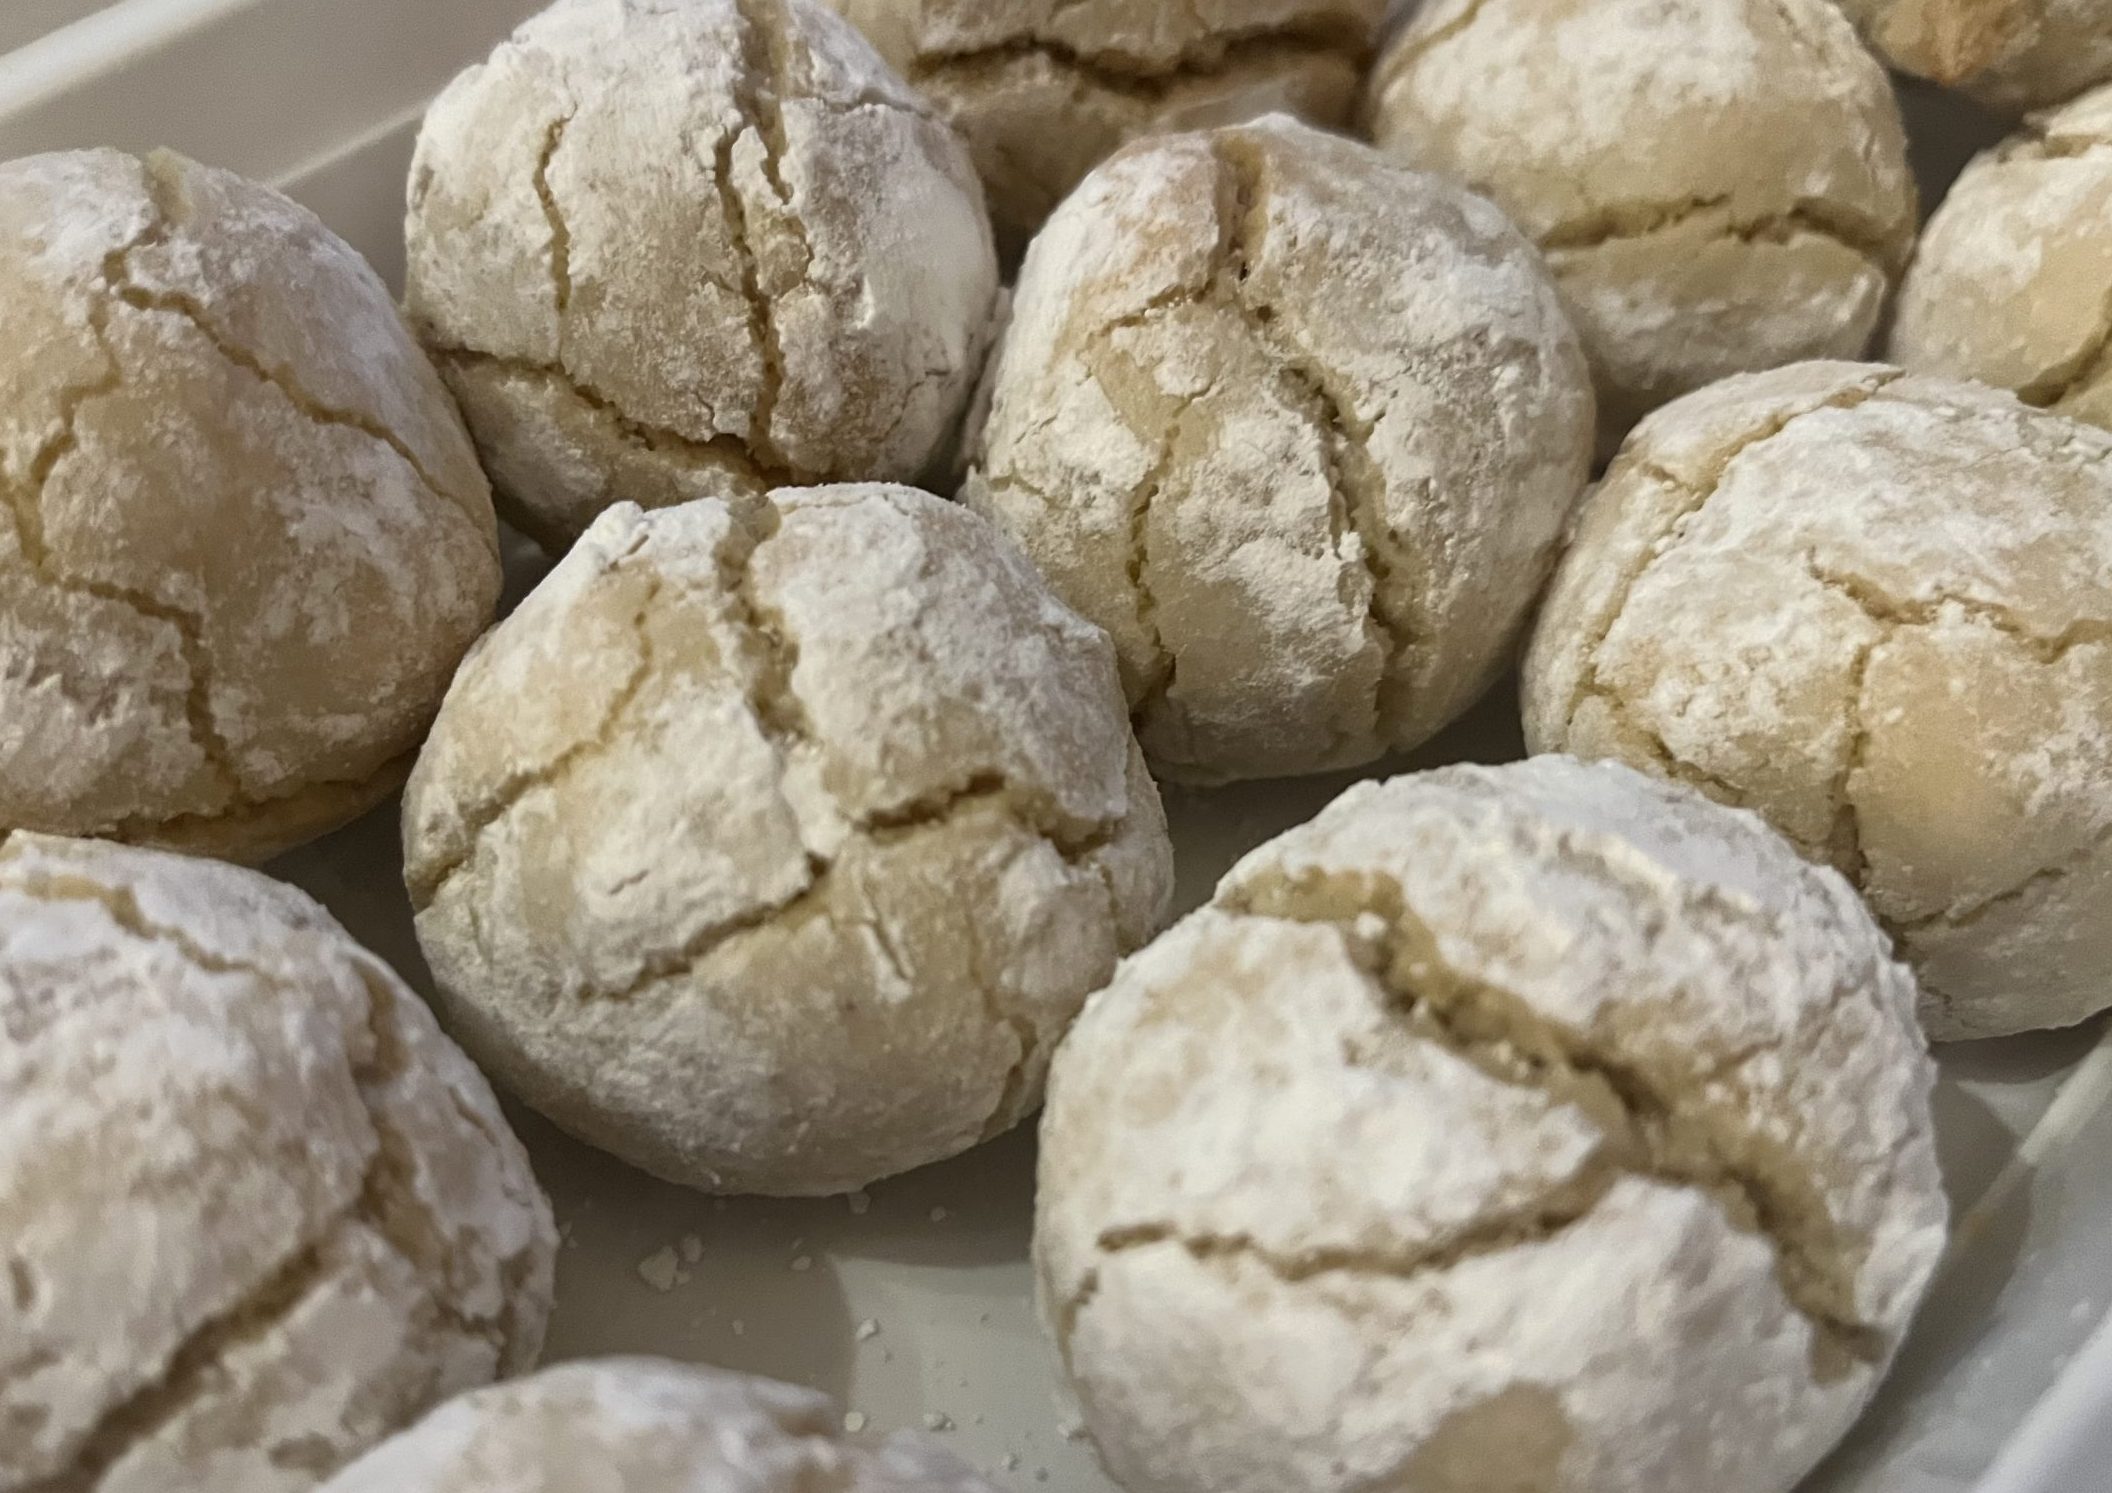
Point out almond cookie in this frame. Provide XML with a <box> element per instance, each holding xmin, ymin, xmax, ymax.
<box><xmin>0</xmin><ymin>833</ymin><xmax>555</xmax><ymax>1493</ymax></box>
<box><xmin>319</xmin><ymin>1359</ymin><xmax>995</xmax><ymax>1492</ymax></box>
<box><xmin>1368</xmin><ymin>0</ymin><xmax>1915</xmax><ymax>450</ymax></box>
<box><xmin>1036</xmin><ymin>757</ymin><xmax>1945</xmax><ymax>1493</ymax></box>
<box><xmin>1837</xmin><ymin>0</ymin><xmax>2112</xmax><ymax>113</ymax></box>
<box><xmin>0</xmin><ymin>149</ymin><xmax>500</xmax><ymax>862</ymax></box>
<box><xmin>405</xmin><ymin>0</ymin><xmax>1001</xmax><ymax>552</ymax></box>
<box><xmin>961</xmin><ymin>116</ymin><xmax>1593</xmax><ymax>784</ymax></box>
<box><xmin>824</xmin><ymin>0</ymin><xmax>1386</xmax><ymax>260</ymax></box>
<box><xmin>1891</xmin><ymin>83</ymin><xmax>2112</xmax><ymax>432</ymax></box>
<box><xmin>1525</xmin><ymin>362</ymin><xmax>2112</xmax><ymax>1041</ymax></box>
<box><xmin>403</xmin><ymin>487</ymin><xmax>1173</xmax><ymax>1195</ymax></box>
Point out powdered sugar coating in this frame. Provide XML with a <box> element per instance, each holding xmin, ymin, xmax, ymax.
<box><xmin>402</xmin><ymin>488</ymin><xmax>1172</xmax><ymax>1196</ymax></box>
<box><xmin>1036</xmin><ymin>756</ymin><xmax>1944</xmax><ymax>1493</ymax></box>
<box><xmin>1837</xmin><ymin>0</ymin><xmax>2112</xmax><ymax>112</ymax></box>
<box><xmin>1368</xmin><ymin>0</ymin><xmax>1915</xmax><ymax>449</ymax></box>
<box><xmin>1891</xmin><ymin>84</ymin><xmax>2112</xmax><ymax>431</ymax></box>
<box><xmin>824</xmin><ymin>0</ymin><xmax>1385</xmax><ymax>259</ymax></box>
<box><xmin>319</xmin><ymin>1358</ymin><xmax>995</xmax><ymax>1491</ymax></box>
<box><xmin>961</xmin><ymin>115</ymin><xmax>1593</xmax><ymax>784</ymax></box>
<box><xmin>405</xmin><ymin>0</ymin><xmax>1000</xmax><ymax>552</ymax></box>
<box><xmin>1524</xmin><ymin>361</ymin><xmax>2112</xmax><ymax>1040</ymax></box>
<box><xmin>0</xmin><ymin>149</ymin><xmax>501</xmax><ymax>862</ymax></box>
<box><xmin>0</xmin><ymin>833</ymin><xmax>555</xmax><ymax>1493</ymax></box>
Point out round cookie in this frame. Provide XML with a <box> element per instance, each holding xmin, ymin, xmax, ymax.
<box><xmin>1366</xmin><ymin>0</ymin><xmax>1916</xmax><ymax>450</ymax></box>
<box><xmin>0</xmin><ymin>149</ymin><xmax>501</xmax><ymax>862</ymax></box>
<box><xmin>402</xmin><ymin>487</ymin><xmax>1173</xmax><ymax>1196</ymax></box>
<box><xmin>960</xmin><ymin>116</ymin><xmax>1594</xmax><ymax>785</ymax></box>
<box><xmin>1836</xmin><ymin>0</ymin><xmax>2112</xmax><ymax>114</ymax></box>
<box><xmin>1524</xmin><ymin>361</ymin><xmax>2112</xmax><ymax>1041</ymax></box>
<box><xmin>1891</xmin><ymin>83</ymin><xmax>2112</xmax><ymax>431</ymax></box>
<box><xmin>0</xmin><ymin>833</ymin><xmax>556</xmax><ymax>1493</ymax></box>
<box><xmin>405</xmin><ymin>0</ymin><xmax>1001</xmax><ymax>553</ymax></box>
<box><xmin>318</xmin><ymin>1358</ymin><xmax>995</xmax><ymax>1491</ymax></box>
<box><xmin>823</xmin><ymin>0</ymin><xmax>1387</xmax><ymax>261</ymax></box>
<box><xmin>1036</xmin><ymin>757</ymin><xmax>1946</xmax><ymax>1493</ymax></box>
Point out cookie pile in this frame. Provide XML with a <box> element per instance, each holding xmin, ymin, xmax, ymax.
<box><xmin>3</xmin><ymin>0</ymin><xmax>2108</xmax><ymax>1489</ymax></box>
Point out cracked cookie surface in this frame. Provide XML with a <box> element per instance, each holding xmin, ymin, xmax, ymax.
<box><xmin>961</xmin><ymin>116</ymin><xmax>1593</xmax><ymax>785</ymax></box>
<box><xmin>402</xmin><ymin>487</ymin><xmax>1173</xmax><ymax>1196</ymax></box>
<box><xmin>823</xmin><ymin>0</ymin><xmax>1385</xmax><ymax>260</ymax></box>
<box><xmin>0</xmin><ymin>833</ymin><xmax>556</xmax><ymax>1493</ymax></box>
<box><xmin>1836</xmin><ymin>0</ymin><xmax>2112</xmax><ymax>112</ymax></box>
<box><xmin>405</xmin><ymin>0</ymin><xmax>1000</xmax><ymax>553</ymax></box>
<box><xmin>1525</xmin><ymin>361</ymin><xmax>2112</xmax><ymax>1041</ymax></box>
<box><xmin>1368</xmin><ymin>0</ymin><xmax>1915</xmax><ymax>451</ymax></box>
<box><xmin>1892</xmin><ymin>83</ymin><xmax>2112</xmax><ymax>434</ymax></box>
<box><xmin>0</xmin><ymin>149</ymin><xmax>502</xmax><ymax>863</ymax></box>
<box><xmin>318</xmin><ymin>1358</ymin><xmax>994</xmax><ymax>1491</ymax></box>
<box><xmin>1034</xmin><ymin>757</ymin><xmax>1944</xmax><ymax>1493</ymax></box>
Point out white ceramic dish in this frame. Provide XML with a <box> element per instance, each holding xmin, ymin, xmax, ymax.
<box><xmin>3</xmin><ymin>4</ymin><xmax>2107</xmax><ymax>1488</ymax></box>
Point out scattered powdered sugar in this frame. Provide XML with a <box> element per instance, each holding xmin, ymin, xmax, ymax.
<box><xmin>637</xmin><ymin>1246</ymin><xmax>687</xmax><ymax>1292</ymax></box>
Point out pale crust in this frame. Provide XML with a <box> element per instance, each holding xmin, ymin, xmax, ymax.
<box><xmin>1035</xmin><ymin>757</ymin><xmax>1944</xmax><ymax>1493</ymax></box>
<box><xmin>824</xmin><ymin>0</ymin><xmax>1387</xmax><ymax>260</ymax></box>
<box><xmin>402</xmin><ymin>488</ymin><xmax>1173</xmax><ymax>1196</ymax></box>
<box><xmin>318</xmin><ymin>1359</ymin><xmax>995</xmax><ymax>1491</ymax></box>
<box><xmin>961</xmin><ymin>116</ymin><xmax>1593</xmax><ymax>785</ymax></box>
<box><xmin>0</xmin><ymin>833</ymin><xmax>556</xmax><ymax>1493</ymax></box>
<box><xmin>1891</xmin><ymin>84</ymin><xmax>2112</xmax><ymax>433</ymax></box>
<box><xmin>0</xmin><ymin>149</ymin><xmax>501</xmax><ymax>862</ymax></box>
<box><xmin>1367</xmin><ymin>0</ymin><xmax>1915</xmax><ymax>449</ymax></box>
<box><xmin>1836</xmin><ymin>0</ymin><xmax>2112</xmax><ymax>112</ymax></box>
<box><xmin>1524</xmin><ymin>361</ymin><xmax>2112</xmax><ymax>1041</ymax></box>
<box><xmin>405</xmin><ymin>0</ymin><xmax>1001</xmax><ymax>551</ymax></box>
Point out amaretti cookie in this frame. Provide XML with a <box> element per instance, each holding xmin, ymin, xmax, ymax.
<box><xmin>0</xmin><ymin>833</ymin><xmax>555</xmax><ymax>1493</ymax></box>
<box><xmin>405</xmin><ymin>0</ymin><xmax>1001</xmax><ymax>551</ymax></box>
<box><xmin>824</xmin><ymin>0</ymin><xmax>1387</xmax><ymax>260</ymax></box>
<box><xmin>1036</xmin><ymin>757</ymin><xmax>1946</xmax><ymax>1493</ymax></box>
<box><xmin>1891</xmin><ymin>83</ymin><xmax>2112</xmax><ymax>431</ymax></box>
<box><xmin>1836</xmin><ymin>0</ymin><xmax>2112</xmax><ymax>114</ymax></box>
<box><xmin>1368</xmin><ymin>0</ymin><xmax>1916</xmax><ymax>448</ymax></box>
<box><xmin>318</xmin><ymin>1359</ymin><xmax>995</xmax><ymax>1492</ymax></box>
<box><xmin>961</xmin><ymin>116</ymin><xmax>1593</xmax><ymax>784</ymax></box>
<box><xmin>1525</xmin><ymin>362</ymin><xmax>2112</xmax><ymax>1041</ymax></box>
<box><xmin>0</xmin><ymin>149</ymin><xmax>501</xmax><ymax>862</ymax></box>
<box><xmin>403</xmin><ymin>487</ymin><xmax>1173</xmax><ymax>1196</ymax></box>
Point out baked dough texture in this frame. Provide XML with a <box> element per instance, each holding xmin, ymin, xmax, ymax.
<box><xmin>960</xmin><ymin>116</ymin><xmax>1594</xmax><ymax>785</ymax></box>
<box><xmin>1836</xmin><ymin>0</ymin><xmax>2112</xmax><ymax>113</ymax></box>
<box><xmin>405</xmin><ymin>0</ymin><xmax>1001</xmax><ymax>552</ymax></box>
<box><xmin>317</xmin><ymin>1358</ymin><xmax>996</xmax><ymax>1492</ymax></box>
<box><xmin>1524</xmin><ymin>361</ymin><xmax>2112</xmax><ymax>1042</ymax></box>
<box><xmin>1891</xmin><ymin>84</ymin><xmax>2112</xmax><ymax>432</ymax></box>
<box><xmin>1367</xmin><ymin>0</ymin><xmax>1916</xmax><ymax>449</ymax></box>
<box><xmin>402</xmin><ymin>487</ymin><xmax>1173</xmax><ymax>1196</ymax></box>
<box><xmin>822</xmin><ymin>0</ymin><xmax>1386</xmax><ymax>261</ymax></box>
<box><xmin>0</xmin><ymin>149</ymin><xmax>502</xmax><ymax>862</ymax></box>
<box><xmin>1036</xmin><ymin>757</ymin><xmax>1945</xmax><ymax>1493</ymax></box>
<box><xmin>0</xmin><ymin>832</ymin><xmax>556</xmax><ymax>1493</ymax></box>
